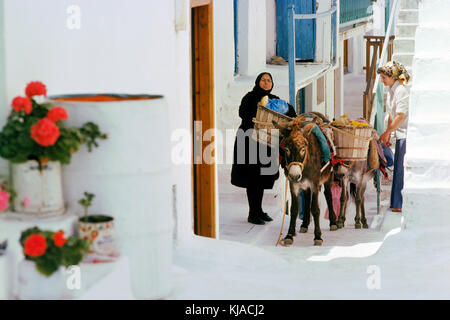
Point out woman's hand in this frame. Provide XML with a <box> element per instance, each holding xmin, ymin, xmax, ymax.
<box><xmin>379</xmin><ymin>131</ymin><xmax>392</xmax><ymax>147</ymax></box>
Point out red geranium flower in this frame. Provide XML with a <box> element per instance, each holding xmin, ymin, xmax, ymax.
<box><xmin>24</xmin><ymin>234</ymin><xmax>47</xmax><ymax>257</ymax></box>
<box><xmin>30</xmin><ymin>118</ymin><xmax>60</xmax><ymax>146</ymax></box>
<box><xmin>53</xmin><ymin>231</ymin><xmax>67</xmax><ymax>247</ymax></box>
<box><xmin>25</xmin><ymin>81</ymin><xmax>47</xmax><ymax>98</ymax></box>
<box><xmin>11</xmin><ymin>96</ymin><xmax>32</xmax><ymax>114</ymax></box>
<box><xmin>47</xmin><ymin>106</ymin><xmax>68</xmax><ymax>122</ymax></box>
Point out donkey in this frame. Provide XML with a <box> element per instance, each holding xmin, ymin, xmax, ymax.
<box><xmin>274</xmin><ymin>117</ymin><xmax>336</xmax><ymax>246</ymax></box>
<box><xmin>333</xmin><ymin>135</ymin><xmax>379</xmax><ymax>229</ymax></box>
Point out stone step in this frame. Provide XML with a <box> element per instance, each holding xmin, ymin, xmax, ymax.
<box><xmin>398</xmin><ymin>9</ymin><xmax>419</xmax><ymax>23</ymax></box>
<box><xmin>415</xmin><ymin>25</ymin><xmax>450</xmax><ymax>54</ymax></box>
<box><xmin>395</xmin><ymin>23</ymin><xmax>419</xmax><ymax>37</ymax></box>
<box><xmin>392</xmin><ymin>52</ymin><xmax>414</xmax><ymax>68</ymax></box>
<box><xmin>409</xmin><ymin>88</ymin><xmax>450</xmax><ymax>123</ymax></box>
<box><xmin>411</xmin><ymin>56</ymin><xmax>450</xmax><ymax>86</ymax></box>
<box><xmin>393</xmin><ymin>37</ymin><xmax>415</xmax><ymax>53</ymax></box>
<box><xmin>403</xmin><ymin>186</ymin><xmax>450</xmax><ymax>230</ymax></box>
<box><xmin>419</xmin><ymin>0</ymin><xmax>450</xmax><ymax>26</ymax></box>
<box><xmin>404</xmin><ymin>165</ymin><xmax>450</xmax><ymax>190</ymax></box>
<box><xmin>401</xmin><ymin>0</ymin><xmax>418</xmax><ymax>10</ymax></box>
<box><xmin>406</xmin><ymin>121</ymin><xmax>450</xmax><ymax>163</ymax></box>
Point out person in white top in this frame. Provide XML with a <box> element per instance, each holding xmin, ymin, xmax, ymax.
<box><xmin>377</xmin><ymin>61</ymin><xmax>411</xmax><ymax>213</ymax></box>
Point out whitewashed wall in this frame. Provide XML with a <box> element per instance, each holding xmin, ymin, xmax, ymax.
<box><xmin>0</xmin><ymin>0</ymin><xmax>7</xmax><ymax>174</ymax></box>
<box><xmin>1</xmin><ymin>0</ymin><xmax>194</xmax><ymax>242</ymax></box>
<box><xmin>316</xmin><ymin>0</ymin><xmax>333</xmax><ymax>63</ymax></box>
<box><xmin>236</xmin><ymin>0</ymin><xmax>266</xmax><ymax>75</ymax></box>
<box><xmin>214</xmin><ymin>0</ymin><xmax>235</xmax><ymax>119</ymax></box>
<box><xmin>266</xmin><ymin>0</ymin><xmax>276</xmax><ymax>62</ymax></box>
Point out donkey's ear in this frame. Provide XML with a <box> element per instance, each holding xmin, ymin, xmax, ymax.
<box><xmin>272</xmin><ymin>120</ymin><xmax>292</xmax><ymax>137</ymax></box>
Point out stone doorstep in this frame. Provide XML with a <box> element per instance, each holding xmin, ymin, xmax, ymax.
<box><xmin>392</xmin><ymin>52</ymin><xmax>414</xmax><ymax>68</ymax></box>
<box><xmin>401</xmin><ymin>0</ymin><xmax>419</xmax><ymax>10</ymax></box>
<box><xmin>398</xmin><ymin>9</ymin><xmax>419</xmax><ymax>24</ymax></box>
<box><xmin>393</xmin><ymin>38</ymin><xmax>415</xmax><ymax>53</ymax></box>
<box><xmin>395</xmin><ymin>23</ymin><xmax>419</xmax><ymax>37</ymax></box>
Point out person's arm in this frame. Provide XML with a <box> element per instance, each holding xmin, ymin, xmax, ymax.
<box><xmin>238</xmin><ymin>94</ymin><xmax>255</xmax><ymax>121</ymax></box>
<box><xmin>380</xmin><ymin>113</ymin><xmax>405</xmax><ymax>145</ymax></box>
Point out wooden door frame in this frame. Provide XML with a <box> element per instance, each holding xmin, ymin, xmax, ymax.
<box><xmin>191</xmin><ymin>1</ymin><xmax>216</xmax><ymax>238</ymax></box>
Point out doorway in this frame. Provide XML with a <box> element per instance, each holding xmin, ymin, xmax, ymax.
<box><xmin>191</xmin><ymin>1</ymin><xmax>216</xmax><ymax>238</ymax></box>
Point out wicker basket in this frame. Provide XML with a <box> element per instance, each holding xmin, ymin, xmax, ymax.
<box><xmin>331</xmin><ymin>124</ymin><xmax>373</xmax><ymax>161</ymax></box>
<box><xmin>252</xmin><ymin>104</ymin><xmax>293</xmax><ymax>147</ymax></box>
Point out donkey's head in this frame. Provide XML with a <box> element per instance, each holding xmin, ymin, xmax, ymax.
<box><xmin>273</xmin><ymin>118</ymin><xmax>311</xmax><ymax>183</ymax></box>
<box><xmin>332</xmin><ymin>161</ymin><xmax>353</xmax><ymax>180</ymax></box>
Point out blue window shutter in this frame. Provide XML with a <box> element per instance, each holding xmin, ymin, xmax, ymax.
<box><xmin>276</xmin><ymin>0</ymin><xmax>316</xmax><ymax>61</ymax></box>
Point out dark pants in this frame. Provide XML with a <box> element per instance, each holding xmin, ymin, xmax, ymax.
<box><xmin>391</xmin><ymin>138</ymin><xmax>406</xmax><ymax>209</ymax></box>
<box><xmin>246</xmin><ymin>186</ymin><xmax>264</xmax><ymax>218</ymax></box>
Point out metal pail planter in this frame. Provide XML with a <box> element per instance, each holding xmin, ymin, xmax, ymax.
<box><xmin>11</xmin><ymin>160</ymin><xmax>64</xmax><ymax>217</ymax></box>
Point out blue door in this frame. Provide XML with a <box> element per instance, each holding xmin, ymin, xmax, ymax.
<box><xmin>276</xmin><ymin>0</ymin><xmax>316</xmax><ymax>61</ymax></box>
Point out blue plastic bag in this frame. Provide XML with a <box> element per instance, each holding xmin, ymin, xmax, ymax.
<box><xmin>382</xmin><ymin>142</ymin><xmax>394</xmax><ymax>167</ymax></box>
<box><xmin>265</xmin><ymin>99</ymin><xmax>289</xmax><ymax>115</ymax></box>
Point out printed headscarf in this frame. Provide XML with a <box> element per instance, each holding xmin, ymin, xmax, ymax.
<box><xmin>377</xmin><ymin>61</ymin><xmax>411</xmax><ymax>85</ymax></box>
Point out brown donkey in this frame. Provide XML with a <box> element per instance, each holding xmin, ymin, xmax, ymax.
<box><xmin>333</xmin><ymin>135</ymin><xmax>380</xmax><ymax>229</ymax></box>
<box><xmin>274</xmin><ymin>117</ymin><xmax>336</xmax><ymax>246</ymax></box>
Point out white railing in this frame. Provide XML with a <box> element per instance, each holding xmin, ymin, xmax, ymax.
<box><xmin>369</xmin><ymin>0</ymin><xmax>400</xmax><ymax>127</ymax></box>
<box><xmin>287</xmin><ymin>0</ymin><xmax>338</xmax><ymax>108</ymax></box>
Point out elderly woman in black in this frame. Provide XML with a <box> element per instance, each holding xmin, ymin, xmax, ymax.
<box><xmin>231</xmin><ymin>72</ymin><xmax>296</xmax><ymax>225</ymax></box>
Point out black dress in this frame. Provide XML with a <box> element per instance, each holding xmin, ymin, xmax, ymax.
<box><xmin>230</xmin><ymin>91</ymin><xmax>296</xmax><ymax>189</ymax></box>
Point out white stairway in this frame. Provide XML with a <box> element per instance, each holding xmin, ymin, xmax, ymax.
<box><xmin>392</xmin><ymin>0</ymin><xmax>419</xmax><ymax>80</ymax></box>
<box><xmin>402</xmin><ymin>0</ymin><xmax>450</xmax><ymax>229</ymax></box>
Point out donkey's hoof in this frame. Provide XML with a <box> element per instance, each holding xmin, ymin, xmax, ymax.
<box><xmin>355</xmin><ymin>223</ymin><xmax>362</xmax><ymax>229</ymax></box>
<box><xmin>330</xmin><ymin>225</ymin><xmax>338</xmax><ymax>231</ymax></box>
<box><xmin>314</xmin><ymin>239</ymin><xmax>323</xmax><ymax>246</ymax></box>
<box><xmin>363</xmin><ymin>223</ymin><xmax>369</xmax><ymax>229</ymax></box>
<box><xmin>300</xmin><ymin>227</ymin><xmax>308</xmax><ymax>233</ymax></box>
<box><xmin>281</xmin><ymin>235</ymin><xmax>294</xmax><ymax>246</ymax></box>
<box><xmin>337</xmin><ymin>222</ymin><xmax>344</xmax><ymax>229</ymax></box>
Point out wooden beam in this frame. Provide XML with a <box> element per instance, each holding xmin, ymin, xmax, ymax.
<box><xmin>191</xmin><ymin>0</ymin><xmax>211</xmax><ymax>8</ymax></box>
<box><xmin>192</xmin><ymin>3</ymin><xmax>216</xmax><ymax>238</ymax></box>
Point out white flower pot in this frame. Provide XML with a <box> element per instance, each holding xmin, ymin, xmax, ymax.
<box><xmin>11</xmin><ymin>160</ymin><xmax>64</xmax><ymax>216</ymax></box>
<box><xmin>17</xmin><ymin>260</ymin><xmax>65</xmax><ymax>300</ymax></box>
<box><xmin>78</xmin><ymin>215</ymin><xmax>116</xmax><ymax>256</ymax></box>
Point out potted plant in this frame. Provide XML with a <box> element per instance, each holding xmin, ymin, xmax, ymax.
<box><xmin>78</xmin><ymin>192</ymin><xmax>116</xmax><ymax>259</ymax></box>
<box><xmin>0</xmin><ymin>178</ymin><xmax>16</xmax><ymax>214</ymax></box>
<box><xmin>18</xmin><ymin>226</ymin><xmax>89</xmax><ymax>299</ymax></box>
<box><xmin>0</xmin><ymin>81</ymin><xmax>107</xmax><ymax>216</ymax></box>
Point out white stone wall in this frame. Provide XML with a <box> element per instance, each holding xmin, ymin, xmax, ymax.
<box><xmin>403</xmin><ymin>0</ymin><xmax>450</xmax><ymax>229</ymax></box>
<box><xmin>236</xmin><ymin>0</ymin><xmax>267</xmax><ymax>75</ymax></box>
<box><xmin>265</xmin><ymin>0</ymin><xmax>276</xmax><ymax>63</ymax></box>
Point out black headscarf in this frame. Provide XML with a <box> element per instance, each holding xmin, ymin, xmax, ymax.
<box><xmin>252</xmin><ymin>72</ymin><xmax>274</xmax><ymax>100</ymax></box>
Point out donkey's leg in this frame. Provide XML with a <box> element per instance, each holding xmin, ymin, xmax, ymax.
<box><xmin>337</xmin><ymin>179</ymin><xmax>348</xmax><ymax>229</ymax></box>
<box><xmin>360</xmin><ymin>184</ymin><xmax>369</xmax><ymax>229</ymax></box>
<box><xmin>353</xmin><ymin>183</ymin><xmax>362</xmax><ymax>229</ymax></box>
<box><xmin>282</xmin><ymin>189</ymin><xmax>299</xmax><ymax>246</ymax></box>
<box><xmin>311</xmin><ymin>191</ymin><xmax>323</xmax><ymax>246</ymax></box>
<box><xmin>324</xmin><ymin>181</ymin><xmax>338</xmax><ymax>231</ymax></box>
<box><xmin>300</xmin><ymin>188</ymin><xmax>312</xmax><ymax>233</ymax></box>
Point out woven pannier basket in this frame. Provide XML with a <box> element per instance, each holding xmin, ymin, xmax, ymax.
<box><xmin>252</xmin><ymin>104</ymin><xmax>293</xmax><ymax>147</ymax></box>
<box><xmin>331</xmin><ymin>124</ymin><xmax>373</xmax><ymax>161</ymax></box>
